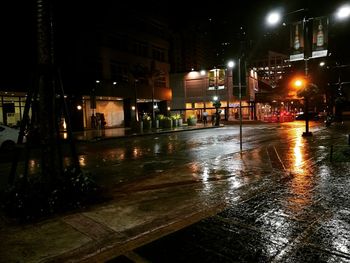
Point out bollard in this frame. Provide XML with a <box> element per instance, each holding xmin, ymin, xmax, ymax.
<box><xmin>348</xmin><ymin>134</ymin><xmax>350</xmax><ymax>145</ymax></box>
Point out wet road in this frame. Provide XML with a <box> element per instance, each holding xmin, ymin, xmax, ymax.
<box><xmin>75</xmin><ymin>121</ymin><xmax>327</xmax><ymax>189</ymax></box>
<box><xmin>1</xmin><ymin>121</ymin><xmax>350</xmax><ymax>262</ymax></box>
<box><xmin>96</xmin><ymin>121</ymin><xmax>350</xmax><ymax>263</ymax></box>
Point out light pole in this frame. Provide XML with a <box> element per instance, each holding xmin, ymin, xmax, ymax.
<box><xmin>238</xmin><ymin>58</ymin><xmax>243</xmax><ymax>151</ymax></box>
<box><xmin>227</xmin><ymin>59</ymin><xmax>243</xmax><ymax>151</ymax></box>
<box><xmin>211</xmin><ymin>68</ymin><xmax>222</xmax><ymax>126</ymax></box>
<box><xmin>266</xmin><ymin>4</ymin><xmax>350</xmax><ymax>136</ymax></box>
<box><xmin>293</xmin><ymin>77</ymin><xmax>312</xmax><ymax>136</ymax></box>
<box><xmin>212</xmin><ymin>94</ymin><xmax>221</xmax><ymax>126</ymax></box>
<box><xmin>134</xmin><ymin>79</ymin><xmax>139</xmax><ymax>121</ymax></box>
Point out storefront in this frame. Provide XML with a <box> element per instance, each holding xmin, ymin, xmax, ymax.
<box><xmin>82</xmin><ymin>96</ymin><xmax>124</xmax><ymax>129</ymax></box>
<box><xmin>0</xmin><ymin>92</ymin><xmax>28</xmax><ymax>126</ymax></box>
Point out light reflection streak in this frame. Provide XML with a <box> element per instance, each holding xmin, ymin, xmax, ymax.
<box><xmin>167</xmin><ymin>143</ymin><xmax>174</xmax><ymax>154</ymax></box>
<box><xmin>154</xmin><ymin>143</ymin><xmax>160</xmax><ymax>154</ymax></box>
<box><xmin>201</xmin><ymin>163</ymin><xmax>212</xmax><ymax>192</ymax></box>
<box><xmin>189</xmin><ymin>163</ymin><xmax>200</xmax><ymax>180</ymax></box>
<box><xmin>28</xmin><ymin>159</ymin><xmax>38</xmax><ymax>174</ymax></box>
<box><xmin>202</xmin><ymin>165</ymin><xmax>209</xmax><ymax>182</ymax></box>
<box><xmin>286</xmin><ymin>127</ymin><xmax>314</xmax><ymax>215</ymax></box>
<box><xmin>293</xmin><ymin>135</ymin><xmax>304</xmax><ymax>174</ymax></box>
<box><xmin>79</xmin><ymin>157</ymin><xmax>86</xmax><ymax>167</ymax></box>
<box><xmin>228</xmin><ymin>176</ymin><xmax>241</xmax><ymax>190</ymax></box>
<box><xmin>133</xmin><ymin>147</ymin><xmax>140</xmax><ymax>158</ymax></box>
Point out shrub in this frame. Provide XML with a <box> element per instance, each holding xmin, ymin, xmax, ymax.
<box><xmin>1</xmin><ymin>167</ymin><xmax>102</xmax><ymax>223</ymax></box>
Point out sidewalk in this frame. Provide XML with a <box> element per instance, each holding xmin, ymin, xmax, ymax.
<box><xmin>72</xmin><ymin>123</ymin><xmax>222</xmax><ymax>142</ymax></box>
<box><xmin>73</xmin><ymin>119</ymin><xmax>265</xmax><ymax>142</ymax></box>
<box><xmin>0</xmin><ymin>122</ymin><xmax>226</xmax><ymax>263</ymax></box>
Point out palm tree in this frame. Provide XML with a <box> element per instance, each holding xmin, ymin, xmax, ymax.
<box><xmin>5</xmin><ymin>0</ymin><xmax>94</xmax><ymax>221</ymax></box>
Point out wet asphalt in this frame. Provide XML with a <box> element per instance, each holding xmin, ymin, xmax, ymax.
<box><xmin>1</xmin><ymin>121</ymin><xmax>350</xmax><ymax>262</ymax></box>
<box><xmin>107</xmin><ymin>121</ymin><xmax>350</xmax><ymax>263</ymax></box>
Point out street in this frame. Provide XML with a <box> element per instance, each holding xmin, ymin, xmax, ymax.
<box><xmin>106</xmin><ymin>121</ymin><xmax>350</xmax><ymax>262</ymax></box>
<box><xmin>1</xmin><ymin>121</ymin><xmax>350</xmax><ymax>262</ymax></box>
<box><xmin>75</xmin><ymin>121</ymin><xmax>326</xmax><ymax>190</ymax></box>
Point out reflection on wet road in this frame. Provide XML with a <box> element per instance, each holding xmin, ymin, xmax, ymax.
<box><xmin>100</xmin><ymin>121</ymin><xmax>350</xmax><ymax>262</ymax></box>
<box><xmin>2</xmin><ymin>121</ymin><xmax>350</xmax><ymax>262</ymax></box>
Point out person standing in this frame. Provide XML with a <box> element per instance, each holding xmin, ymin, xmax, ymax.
<box><xmin>91</xmin><ymin>113</ymin><xmax>97</xmax><ymax>129</ymax></box>
<box><xmin>203</xmin><ymin>110</ymin><xmax>208</xmax><ymax>125</ymax></box>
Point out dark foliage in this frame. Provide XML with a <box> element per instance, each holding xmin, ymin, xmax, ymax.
<box><xmin>1</xmin><ymin>167</ymin><xmax>101</xmax><ymax>223</ymax></box>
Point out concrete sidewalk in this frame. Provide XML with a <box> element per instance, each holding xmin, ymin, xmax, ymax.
<box><xmin>72</xmin><ymin>123</ymin><xmax>221</xmax><ymax>142</ymax></box>
<box><xmin>72</xmin><ymin>119</ymin><xmax>264</xmax><ymax>142</ymax></box>
<box><xmin>0</xmin><ymin>123</ymin><xmax>227</xmax><ymax>263</ymax></box>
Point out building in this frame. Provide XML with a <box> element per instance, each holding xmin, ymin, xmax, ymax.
<box><xmin>170</xmin><ymin>66</ymin><xmax>258</xmax><ymax>122</ymax></box>
<box><xmin>0</xmin><ymin>11</ymin><xmax>172</xmax><ymax>130</ymax></box>
<box><xmin>250</xmin><ymin>51</ymin><xmax>299</xmax><ymax>121</ymax></box>
<box><xmin>65</xmin><ymin>11</ymin><xmax>173</xmax><ymax>130</ymax></box>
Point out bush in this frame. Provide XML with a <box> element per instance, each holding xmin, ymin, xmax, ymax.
<box><xmin>187</xmin><ymin>115</ymin><xmax>197</xmax><ymax>126</ymax></box>
<box><xmin>1</xmin><ymin>167</ymin><xmax>101</xmax><ymax>223</ymax></box>
<box><xmin>142</xmin><ymin>113</ymin><xmax>151</xmax><ymax>121</ymax></box>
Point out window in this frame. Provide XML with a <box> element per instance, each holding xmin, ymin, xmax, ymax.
<box><xmin>154</xmin><ymin>72</ymin><xmax>166</xmax><ymax>88</ymax></box>
<box><xmin>132</xmin><ymin>40</ymin><xmax>149</xmax><ymax>57</ymax></box>
<box><xmin>107</xmin><ymin>35</ymin><xmax>128</xmax><ymax>51</ymax></box>
<box><xmin>110</xmin><ymin>61</ymin><xmax>129</xmax><ymax>83</ymax></box>
<box><xmin>152</xmin><ymin>46</ymin><xmax>166</xmax><ymax>62</ymax></box>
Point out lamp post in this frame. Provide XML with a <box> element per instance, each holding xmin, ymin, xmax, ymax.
<box><xmin>211</xmin><ymin>68</ymin><xmax>222</xmax><ymax>126</ymax></box>
<box><xmin>134</xmin><ymin>79</ymin><xmax>139</xmax><ymax>121</ymax></box>
<box><xmin>293</xmin><ymin>77</ymin><xmax>312</xmax><ymax>136</ymax></box>
<box><xmin>266</xmin><ymin>4</ymin><xmax>350</xmax><ymax>137</ymax></box>
<box><xmin>227</xmin><ymin>59</ymin><xmax>243</xmax><ymax>151</ymax></box>
<box><xmin>238</xmin><ymin>58</ymin><xmax>243</xmax><ymax>151</ymax></box>
<box><xmin>212</xmin><ymin>95</ymin><xmax>221</xmax><ymax>126</ymax></box>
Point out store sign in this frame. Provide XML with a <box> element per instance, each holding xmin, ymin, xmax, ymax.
<box><xmin>208</xmin><ymin>68</ymin><xmax>225</xmax><ymax>90</ymax></box>
<box><xmin>311</xmin><ymin>16</ymin><xmax>328</xmax><ymax>58</ymax></box>
<box><xmin>290</xmin><ymin>21</ymin><xmax>304</xmax><ymax>61</ymax></box>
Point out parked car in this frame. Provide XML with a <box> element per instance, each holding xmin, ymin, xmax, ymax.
<box><xmin>0</xmin><ymin>124</ymin><xmax>22</xmax><ymax>150</ymax></box>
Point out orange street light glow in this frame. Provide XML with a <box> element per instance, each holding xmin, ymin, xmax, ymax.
<box><xmin>291</xmin><ymin>76</ymin><xmax>306</xmax><ymax>89</ymax></box>
<box><xmin>295</xmin><ymin>80</ymin><xmax>303</xmax><ymax>87</ymax></box>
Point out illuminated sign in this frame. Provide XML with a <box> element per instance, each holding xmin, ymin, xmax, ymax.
<box><xmin>208</xmin><ymin>69</ymin><xmax>225</xmax><ymax>90</ymax></box>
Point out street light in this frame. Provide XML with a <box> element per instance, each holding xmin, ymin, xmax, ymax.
<box><xmin>336</xmin><ymin>4</ymin><xmax>350</xmax><ymax>20</ymax></box>
<box><xmin>210</xmin><ymin>67</ymin><xmax>224</xmax><ymax>125</ymax></box>
<box><xmin>294</xmin><ymin>79</ymin><xmax>303</xmax><ymax>88</ymax></box>
<box><xmin>292</xmin><ymin>76</ymin><xmax>312</xmax><ymax>136</ymax></box>
<box><xmin>227</xmin><ymin>59</ymin><xmax>243</xmax><ymax>151</ymax></box>
<box><xmin>212</xmin><ymin>95</ymin><xmax>221</xmax><ymax>126</ymax></box>
<box><xmin>266</xmin><ymin>5</ymin><xmax>350</xmax><ymax>137</ymax></box>
<box><xmin>266</xmin><ymin>11</ymin><xmax>282</xmax><ymax>26</ymax></box>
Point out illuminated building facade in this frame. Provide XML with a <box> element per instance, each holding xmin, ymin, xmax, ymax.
<box><xmin>170</xmin><ymin>67</ymin><xmax>258</xmax><ymax>122</ymax></box>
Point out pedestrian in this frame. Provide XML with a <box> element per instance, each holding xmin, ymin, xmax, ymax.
<box><xmin>203</xmin><ymin>110</ymin><xmax>208</xmax><ymax>125</ymax></box>
<box><xmin>96</xmin><ymin>113</ymin><xmax>101</xmax><ymax>129</ymax></box>
<box><xmin>91</xmin><ymin>114</ymin><xmax>97</xmax><ymax>129</ymax></box>
<box><xmin>100</xmin><ymin>113</ymin><xmax>106</xmax><ymax>129</ymax></box>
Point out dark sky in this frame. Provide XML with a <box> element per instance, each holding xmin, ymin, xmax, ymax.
<box><xmin>2</xmin><ymin>0</ymin><xmax>350</xmax><ymax>88</ymax></box>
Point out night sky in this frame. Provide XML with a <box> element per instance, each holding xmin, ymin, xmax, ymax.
<box><xmin>2</xmin><ymin>0</ymin><xmax>350</xmax><ymax>88</ymax></box>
